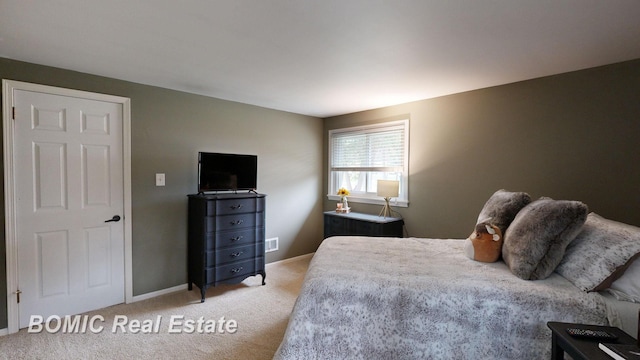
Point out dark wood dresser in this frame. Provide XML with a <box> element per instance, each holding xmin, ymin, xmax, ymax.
<box><xmin>187</xmin><ymin>193</ymin><xmax>266</xmax><ymax>302</ymax></box>
<box><xmin>323</xmin><ymin>211</ymin><xmax>404</xmax><ymax>238</ymax></box>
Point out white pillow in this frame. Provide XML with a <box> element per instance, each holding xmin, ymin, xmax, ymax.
<box><xmin>608</xmin><ymin>258</ymin><xmax>640</xmax><ymax>303</ymax></box>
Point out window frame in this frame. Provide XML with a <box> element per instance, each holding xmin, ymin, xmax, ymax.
<box><xmin>327</xmin><ymin>119</ymin><xmax>409</xmax><ymax>207</ymax></box>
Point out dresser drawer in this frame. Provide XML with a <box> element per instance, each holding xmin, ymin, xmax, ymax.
<box><xmin>324</xmin><ymin>215</ymin><xmax>347</xmax><ymax>237</ymax></box>
<box><xmin>207</xmin><ymin>197</ymin><xmax>265</xmax><ymax>216</ymax></box>
<box><xmin>355</xmin><ymin>221</ymin><xmax>379</xmax><ymax>235</ymax></box>
<box><xmin>206</xmin><ymin>212</ymin><xmax>265</xmax><ymax>232</ymax></box>
<box><xmin>206</xmin><ymin>257</ymin><xmax>265</xmax><ymax>283</ymax></box>
<box><xmin>206</xmin><ymin>228</ymin><xmax>265</xmax><ymax>250</ymax></box>
<box><xmin>206</xmin><ymin>243</ymin><xmax>263</xmax><ymax>265</ymax></box>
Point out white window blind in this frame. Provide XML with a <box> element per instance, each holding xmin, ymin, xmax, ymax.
<box><xmin>328</xmin><ymin>119</ymin><xmax>409</xmax><ymax>206</ymax></box>
<box><xmin>331</xmin><ymin>124</ymin><xmax>405</xmax><ymax>172</ymax></box>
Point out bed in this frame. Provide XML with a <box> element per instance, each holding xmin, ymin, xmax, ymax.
<box><xmin>274</xmin><ymin>191</ymin><xmax>640</xmax><ymax>360</ymax></box>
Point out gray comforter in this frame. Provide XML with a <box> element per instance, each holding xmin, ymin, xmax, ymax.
<box><xmin>274</xmin><ymin>236</ymin><xmax>610</xmax><ymax>359</ymax></box>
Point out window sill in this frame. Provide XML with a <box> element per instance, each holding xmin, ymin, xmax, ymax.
<box><xmin>327</xmin><ymin>195</ymin><xmax>409</xmax><ymax>208</ymax></box>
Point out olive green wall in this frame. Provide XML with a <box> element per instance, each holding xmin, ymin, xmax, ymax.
<box><xmin>324</xmin><ymin>59</ymin><xmax>640</xmax><ymax>238</ymax></box>
<box><xmin>0</xmin><ymin>57</ymin><xmax>324</xmax><ymax>329</ymax></box>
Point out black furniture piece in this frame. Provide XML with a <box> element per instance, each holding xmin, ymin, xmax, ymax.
<box><xmin>547</xmin><ymin>321</ymin><xmax>637</xmax><ymax>360</ymax></box>
<box><xmin>323</xmin><ymin>211</ymin><xmax>404</xmax><ymax>238</ymax></box>
<box><xmin>187</xmin><ymin>193</ymin><xmax>266</xmax><ymax>302</ymax></box>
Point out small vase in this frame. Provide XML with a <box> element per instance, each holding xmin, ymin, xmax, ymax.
<box><xmin>342</xmin><ymin>196</ymin><xmax>349</xmax><ymax>209</ymax></box>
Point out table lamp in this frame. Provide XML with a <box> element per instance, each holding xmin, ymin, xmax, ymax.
<box><xmin>377</xmin><ymin>180</ymin><xmax>399</xmax><ymax>218</ymax></box>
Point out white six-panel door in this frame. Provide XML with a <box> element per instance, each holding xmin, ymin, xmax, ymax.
<box><xmin>3</xmin><ymin>80</ymin><xmax>132</xmax><ymax>332</ymax></box>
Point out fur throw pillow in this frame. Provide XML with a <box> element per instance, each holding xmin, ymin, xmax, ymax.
<box><xmin>502</xmin><ymin>198</ymin><xmax>588</xmax><ymax>280</ymax></box>
<box><xmin>476</xmin><ymin>189</ymin><xmax>531</xmax><ymax>235</ymax></box>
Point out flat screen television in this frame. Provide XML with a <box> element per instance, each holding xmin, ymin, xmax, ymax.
<box><xmin>198</xmin><ymin>152</ymin><xmax>257</xmax><ymax>193</ymax></box>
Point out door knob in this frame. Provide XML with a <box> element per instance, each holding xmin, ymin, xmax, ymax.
<box><xmin>105</xmin><ymin>215</ymin><xmax>121</xmax><ymax>223</ymax></box>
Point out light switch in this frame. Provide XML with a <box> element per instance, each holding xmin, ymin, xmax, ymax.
<box><xmin>156</xmin><ymin>173</ymin><xmax>165</xmax><ymax>186</ymax></box>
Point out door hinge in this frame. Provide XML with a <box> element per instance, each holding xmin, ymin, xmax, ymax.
<box><xmin>15</xmin><ymin>289</ymin><xmax>22</xmax><ymax>303</ymax></box>
<box><xmin>12</xmin><ymin>106</ymin><xmax>16</xmax><ymax>120</ymax></box>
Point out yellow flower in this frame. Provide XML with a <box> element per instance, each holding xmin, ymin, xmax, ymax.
<box><xmin>337</xmin><ymin>188</ymin><xmax>350</xmax><ymax>196</ymax></box>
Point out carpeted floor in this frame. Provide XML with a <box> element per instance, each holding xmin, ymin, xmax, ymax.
<box><xmin>0</xmin><ymin>253</ymin><xmax>312</xmax><ymax>360</ymax></box>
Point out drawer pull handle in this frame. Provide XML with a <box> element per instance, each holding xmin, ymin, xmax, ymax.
<box><xmin>230</xmin><ymin>267</ymin><xmax>244</xmax><ymax>274</ymax></box>
<box><xmin>230</xmin><ymin>251</ymin><xmax>244</xmax><ymax>258</ymax></box>
<box><xmin>230</xmin><ymin>204</ymin><xmax>243</xmax><ymax>210</ymax></box>
<box><xmin>230</xmin><ymin>220</ymin><xmax>244</xmax><ymax>226</ymax></box>
<box><xmin>230</xmin><ymin>236</ymin><xmax>243</xmax><ymax>242</ymax></box>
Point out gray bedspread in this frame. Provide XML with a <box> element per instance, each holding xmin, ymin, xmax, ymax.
<box><xmin>274</xmin><ymin>236</ymin><xmax>611</xmax><ymax>359</ymax></box>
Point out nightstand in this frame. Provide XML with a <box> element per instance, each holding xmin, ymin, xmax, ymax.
<box><xmin>323</xmin><ymin>211</ymin><xmax>404</xmax><ymax>238</ymax></box>
<box><xmin>547</xmin><ymin>321</ymin><xmax>637</xmax><ymax>360</ymax></box>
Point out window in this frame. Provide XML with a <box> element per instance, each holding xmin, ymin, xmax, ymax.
<box><xmin>328</xmin><ymin>119</ymin><xmax>409</xmax><ymax>206</ymax></box>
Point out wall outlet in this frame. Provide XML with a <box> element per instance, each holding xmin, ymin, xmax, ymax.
<box><xmin>155</xmin><ymin>173</ymin><xmax>165</xmax><ymax>186</ymax></box>
<box><xmin>265</xmin><ymin>237</ymin><xmax>279</xmax><ymax>253</ymax></box>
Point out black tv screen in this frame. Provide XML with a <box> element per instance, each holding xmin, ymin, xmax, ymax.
<box><xmin>198</xmin><ymin>152</ymin><xmax>257</xmax><ymax>192</ymax></box>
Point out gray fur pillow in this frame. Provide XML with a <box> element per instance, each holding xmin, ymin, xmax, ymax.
<box><xmin>502</xmin><ymin>198</ymin><xmax>588</xmax><ymax>280</ymax></box>
<box><xmin>476</xmin><ymin>189</ymin><xmax>532</xmax><ymax>235</ymax></box>
<box><xmin>555</xmin><ymin>213</ymin><xmax>640</xmax><ymax>292</ymax></box>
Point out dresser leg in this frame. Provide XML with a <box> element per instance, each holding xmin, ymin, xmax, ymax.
<box><xmin>200</xmin><ymin>288</ymin><xmax>206</xmax><ymax>303</ymax></box>
<box><xmin>260</xmin><ymin>271</ymin><xmax>266</xmax><ymax>286</ymax></box>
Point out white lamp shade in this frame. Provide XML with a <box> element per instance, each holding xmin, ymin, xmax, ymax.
<box><xmin>377</xmin><ymin>180</ymin><xmax>399</xmax><ymax>198</ymax></box>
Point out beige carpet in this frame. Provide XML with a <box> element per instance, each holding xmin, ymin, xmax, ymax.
<box><xmin>0</xmin><ymin>254</ymin><xmax>312</xmax><ymax>360</ymax></box>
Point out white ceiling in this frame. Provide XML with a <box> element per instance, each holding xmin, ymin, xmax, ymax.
<box><xmin>1</xmin><ymin>1</ymin><xmax>640</xmax><ymax>118</ymax></box>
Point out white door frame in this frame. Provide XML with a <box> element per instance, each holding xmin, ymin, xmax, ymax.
<box><xmin>2</xmin><ymin>79</ymin><xmax>133</xmax><ymax>334</ymax></box>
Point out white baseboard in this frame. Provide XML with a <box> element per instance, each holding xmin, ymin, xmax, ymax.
<box><xmin>129</xmin><ymin>253</ymin><xmax>313</xmax><ymax>303</ymax></box>
<box><xmin>267</xmin><ymin>252</ymin><xmax>314</xmax><ymax>266</ymax></box>
<box><xmin>0</xmin><ymin>327</ymin><xmax>8</xmax><ymax>336</ymax></box>
<box><xmin>131</xmin><ymin>283</ymin><xmax>188</xmax><ymax>303</ymax></box>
